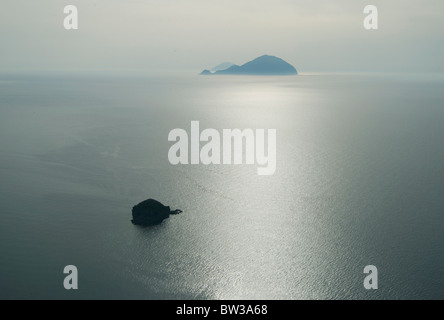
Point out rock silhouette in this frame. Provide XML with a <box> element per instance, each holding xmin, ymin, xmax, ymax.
<box><xmin>131</xmin><ymin>199</ymin><xmax>182</xmax><ymax>226</ymax></box>
<box><xmin>211</xmin><ymin>62</ymin><xmax>234</xmax><ymax>72</ymax></box>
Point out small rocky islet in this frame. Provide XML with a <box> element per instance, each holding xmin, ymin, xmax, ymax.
<box><xmin>131</xmin><ymin>198</ymin><xmax>182</xmax><ymax>226</ymax></box>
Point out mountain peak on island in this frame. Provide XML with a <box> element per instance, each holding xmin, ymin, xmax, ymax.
<box><xmin>201</xmin><ymin>55</ymin><xmax>297</xmax><ymax>76</ymax></box>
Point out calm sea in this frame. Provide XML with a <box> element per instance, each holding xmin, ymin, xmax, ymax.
<box><xmin>0</xmin><ymin>72</ymin><xmax>443</xmax><ymax>299</ymax></box>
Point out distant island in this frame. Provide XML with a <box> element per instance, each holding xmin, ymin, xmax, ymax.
<box><xmin>200</xmin><ymin>55</ymin><xmax>297</xmax><ymax>76</ymax></box>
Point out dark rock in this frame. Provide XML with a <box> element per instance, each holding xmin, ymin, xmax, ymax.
<box><xmin>131</xmin><ymin>199</ymin><xmax>182</xmax><ymax>226</ymax></box>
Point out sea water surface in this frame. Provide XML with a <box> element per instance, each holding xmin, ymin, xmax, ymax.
<box><xmin>0</xmin><ymin>72</ymin><xmax>443</xmax><ymax>299</ymax></box>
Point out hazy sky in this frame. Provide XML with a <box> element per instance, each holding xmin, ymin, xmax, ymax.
<box><xmin>1</xmin><ymin>0</ymin><xmax>443</xmax><ymax>72</ymax></box>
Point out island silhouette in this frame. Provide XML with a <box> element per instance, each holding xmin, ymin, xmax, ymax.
<box><xmin>201</xmin><ymin>55</ymin><xmax>297</xmax><ymax>75</ymax></box>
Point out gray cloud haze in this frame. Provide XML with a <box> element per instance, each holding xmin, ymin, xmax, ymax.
<box><xmin>1</xmin><ymin>0</ymin><xmax>443</xmax><ymax>72</ymax></box>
